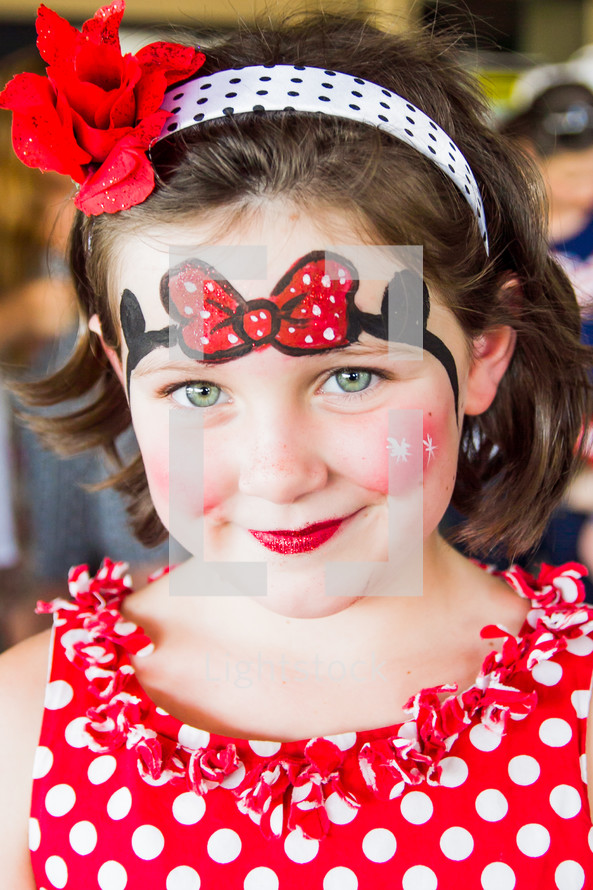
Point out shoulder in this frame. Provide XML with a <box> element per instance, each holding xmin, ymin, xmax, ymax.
<box><xmin>0</xmin><ymin>629</ymin><xmax>52</xmax><ymax>888</ymax></box>
<box><xmin>0</xmin><ymin>626</ymin><xmax>52</xmax><ymax>717</ymax></box>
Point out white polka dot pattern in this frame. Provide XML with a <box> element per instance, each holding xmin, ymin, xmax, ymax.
<box><xmin>323</xmin><ymin>865</ymin><xmax>359</xmax><ymax>890</ymax></box>
<box><xmin>33</xmin><ymin>746</ymin><xmax>54</xmax><ymax>779</ymax></box>
<box><xmin>44</xmin><ymin>680</ymin><xmax>74</xmax><ymax>710</ymax></box>
<box><xmin>172</xmin><ymin>792</ymin><xmax>206</xmax><ymax>825</ymax></box>
<box><xmin>159</xmin><ymin>66</ymin><xmax>489</xmax><ymax>252</ymax></box>
<box><xmin>28</xmin><ymin>560</ymin><xmax>593</xmax><ymax>889</ymax></box>
<box><xmin>166</xmin><ymin>865</ymin><xmax>201</xmax><ymax>889</ymax></box>
<box><xmin>402</xmin><ymin>865</ymin><xmax>438</xmax><ymax>890</ymax></box>
<box><xmin>178</xmin><ymin>725</ymin><xmax>210</xmax><ymax>750</ymax></box>
<box><xmin>64</xmin><ymin>716</ymin><xmax>90</xmax><ymax>748</ymax></box>
<box><xmin>508</xmin><ymin>754</ymin><xmax>541</xmax><ymax>786</ymax></box>
<box><xmin>555</xmin><ymin>860</ymin><xmax>585</xmax><ymax>890</ymax></box>
<box><xmin>69</xmin><ymin>820</ymin><xmax>98</xmax><ymax>855</ymax></box>
<box><xmin>28</xmin><ymin>817</ymin><xmax>41</xmax><ymax>852</ymax></box>
<box><xmin>400</xmin><ymin>790</ymin><xmax>433</xmax><ymax>824</ymax></box>
<box><xmin>362</xmin><ymin>828</ymin><xmax>397</xmax><ymax>862</ymax></box>
<box><xmin>244</xmin><ymin>866</ymin><xmax>279</xmax><ymax>890</ymax></box>
<box><xmin>439</xmin><ymin>756</ymin><xmax>469</xmax><ymax>787</ymax></box>
<box><xmin>97</xmin><ymin>860</ymin><xmax>127</xmax><ymax>890</ymax></box>
<box><xmin>107</xmin><ymin>787</ymin><xmax>132</xmax><ymax>821</ymax></box>
<box><xmin>45</xmin><ymin>784</ymin><xmax>76</xmax><ymax>817</ymax></box>
<box><xmin>571</xmin><ymin>689</ymin><xmax>591</xmax><ymax>719</ymax></box>
<box><xmin>88</xmin><ymin>755</ymin><xmax>117</xmax><ymax>785</ymax></box>
<box><xmin>532</xmin><ymin>659</ymin><xmax>563</xmax><ymax>686</ymax></box>
<box><xmin>325</xmin><ymin>790</ymin><xmax>359</xmax><ymax>824</ymax></box>
<box><xmin>516</xmin><ymin>823</ymin><xmax>551</xmax><ymax>857</ymax></box>
<box><xmin>469</xmin><ymin>723</ymin><xmax>502</xmax><ymax>752</ymax></box>
<box><xmin>475</xmin><ymin>788</ymin><xmax>509</xmax><ymax>822</ymax></box>
<box><xmin>284</xmin><ymin>829</ymin><xmax>319</xmax><ymax>864</ymax></box>
<box><xmin>131</xmin><ymin>824</ymin><xmax>165</xmax><ymax>860</ymax></box>
<box><xmin>480</xmin><ymin>862</ymin><xmax>516</xmax><ymax>889</ymax></box>
<box><xmin>45</xmin><ymin>855</ymin><xmax>68</xmax><ymax>888</ymax></box>
<box><xmin>549</xmin><ymin>785</ymin><xmax>582</xmax><ymax>819</ymax></box>
<box><xmin>206</xmin><ymin>828</ymin><xmax>242</xmax><ymax>864</ymax></box>
<box><xmin>248</xmin><ymin>739</ymin><xmax>282</xmax><ymax>757</ymax></box>
<box><xmin>539</xmin><ymin>718</ymin><xmax>573</xmax><ymax>748</ymax></box>
<box><xmin>440</xmin><ymin>826</ymin><xmax>474</xmax><ymax>861</ymax></box>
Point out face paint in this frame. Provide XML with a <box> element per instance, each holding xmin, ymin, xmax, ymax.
<box><xmin>386</xmin><ymin>436</ymin><xmax>412</xmax><ymax>463</ymax></box>
<box><xmin>423</xmin><ymin>434</ymin><xmax>438</xmax><ymax>464</ymax></box>
<box><xmin>120</xmin><ymin>251</ymin><xmax>460</xmax><ymax>413</ymax></box>
<box><xmin>163</xmin><ymin>251</ymin><xmax>357</xmax><ymax>358</ymax></box>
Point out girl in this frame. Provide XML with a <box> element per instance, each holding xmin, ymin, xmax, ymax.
<box><xmin>0</xmin><ymin>3</ymin><xmax>592</xmax><ymax>888</ymax></box>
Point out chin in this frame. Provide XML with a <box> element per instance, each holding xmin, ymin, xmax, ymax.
<box><xmin>253</xmin><ymin>587</ymin><xmax>362</xmax><ymax>619</ymax></box>
<box><xmin>253</xmin><ymin>570</ymin><xmax>365</xmax><ymax>619</ymax></box>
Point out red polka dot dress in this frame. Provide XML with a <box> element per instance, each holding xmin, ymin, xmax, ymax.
<box><xmin>30</xmin><ymin>560</ymin><xmax>593</xmax><ymax>889</ymax></box>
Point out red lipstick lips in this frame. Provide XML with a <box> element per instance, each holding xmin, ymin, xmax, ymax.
<box><xmin>248</xmin><ymin>517</ymin><xmax>345</xmax><ymax>554</ymax></box>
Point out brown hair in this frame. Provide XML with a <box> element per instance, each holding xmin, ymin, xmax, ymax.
<box><xmin>15</xmin><ymin>13</ymin><xmax>592</xmax><ymax>558</ymax></box>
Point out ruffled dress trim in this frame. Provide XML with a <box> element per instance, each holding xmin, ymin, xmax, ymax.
<box><xmin>37</xmin><ymin>558</ymin><xmax>593</xmax><ymax>842</ymax></box>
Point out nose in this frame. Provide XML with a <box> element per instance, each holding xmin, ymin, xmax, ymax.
<box><xmin>237</xmin><ymin>405</ymin><xmax>328</xmax><ymax>504</ymax></box>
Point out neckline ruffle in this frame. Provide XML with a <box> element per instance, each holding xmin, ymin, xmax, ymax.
<box><xmin>37</xmin><ymin>558</ymin><xmax>593</xmax><ymax>841</ymax></box>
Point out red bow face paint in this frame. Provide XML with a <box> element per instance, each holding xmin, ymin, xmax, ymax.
<box><xmin>163</xmin><ymin>252</ymin><xmax>357</xmax><ymax>358</ymax></box>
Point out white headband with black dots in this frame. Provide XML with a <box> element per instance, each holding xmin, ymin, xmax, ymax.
<box><xmin>158</xmin><ymin>65</ymin><xmax>489</xmax><ymax>254</ymax></box>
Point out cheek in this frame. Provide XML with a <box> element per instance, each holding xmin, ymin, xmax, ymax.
<box><xmin>335</xmin><ymin>404</ymin><xmax>458</xmax><ymax>499</ymax></box>
<box><xmin>136</xmin><ymin>411</ymin><xmax>223</xmax><ymax>522</ymax></box>
<box><xmin>330</xmin><ymin>409</ymin><xmax>427</xmax><ymax>496</ymax></box>
<box><xmin>421</xmin><ymin>405</ymin><xmax>461</xmax><ymax>533</ymax></box>
<box><xmin>137</xmin><ymin>433</ymin><xmax>171</xmax><ymax>524</ymax></box>
<box><xmin>421</xmin><ymin>410</ymin><xmax>456</xmax><ymax>476</ymax></box>
<box><xmin>329</xmin><ymin>413</ymin><xmax>390</xmax><ymax>492</ymax></box>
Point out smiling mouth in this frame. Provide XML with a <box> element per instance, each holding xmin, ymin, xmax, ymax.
<box><xmin>248</xmin><ymin>516</ymin><xmax>349</xmax><ymax>554</ymax></box>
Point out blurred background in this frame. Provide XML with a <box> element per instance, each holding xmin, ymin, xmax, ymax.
<box><xmin>3</xmin><ymin>0</ymin><xmax>593</xmax><ymax>649</ymax></box>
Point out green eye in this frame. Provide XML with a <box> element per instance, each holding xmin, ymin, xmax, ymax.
<box><xmin>174</xmin><ymin>382</ymin><xmax>222</xmax><ymax>408</ymax></box>
<box><xmin>333</xmin><ymin>369</ymin><xmax>373</xmax><ymax>393</ymax></box>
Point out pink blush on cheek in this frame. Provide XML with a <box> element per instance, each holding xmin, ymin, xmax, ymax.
<box><xmin>142</xmin><ymin>444</ymin><xmax>170</xmax><ymax>502</ymax></box>
<box><xmin>422</xmin><ymin>423</ymin><xmax>440</xmax><ymax>473</ymax></box>
<box><xmin>421</xmin><ymin>412</ymin><xmax>454</xmax><ymax>474</ymax></box>
<box><xmin>386</xmin><ymin>411</ymin><xmax>424</xmax><ymax>496</ymax></box>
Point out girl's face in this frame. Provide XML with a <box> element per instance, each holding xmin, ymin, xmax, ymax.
<box><xmin>110</xmin><ymin>203</ymin><xmax>484</xmax><ymax>616</ymax></box>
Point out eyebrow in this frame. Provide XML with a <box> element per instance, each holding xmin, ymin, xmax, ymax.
<box><xmin>131</xmin><ymin>340</ymin><xmax>402</xmax><ymax>379</ymax></box>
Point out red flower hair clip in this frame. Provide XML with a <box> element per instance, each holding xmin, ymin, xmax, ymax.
<box><xmin>0</xmin><ymin>1</ymin><xmax>204</xmax><ymax>215</ymax></box>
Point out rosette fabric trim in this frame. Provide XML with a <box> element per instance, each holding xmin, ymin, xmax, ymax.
<box><xmin>38</xmin><ymin>559</ymin><xmax>593</xmax><ymax>841</ymax></box>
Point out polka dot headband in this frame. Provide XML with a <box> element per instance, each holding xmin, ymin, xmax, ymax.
<box><xmin>159</xmin><ymin>65</ymin><xmax>489</xmax><ymax>254</ymax></box>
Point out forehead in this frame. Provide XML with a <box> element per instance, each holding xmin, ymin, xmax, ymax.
<box><xmin>112</xmin><ymin>204</ymin><xmax>423</xmax><ymax>325</ymax></box>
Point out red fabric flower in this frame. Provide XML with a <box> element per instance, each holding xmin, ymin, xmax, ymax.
<box><xmin>287</xmin><ymin>738</ymin><xmax>359</xmax><ymax>840</ymax></box>
<box><xmin>237</xmin><ymin>758</ymin><xmax>301</xmax><ymax>838</ymax></box>
<box><xmin>187</xmin><ymin>744</ymin><xmax>242</xmax><ymax>795</ymax></box>
<box><xmin>0</xmin><ymin>1</ymin><xmax>204</xmax><ymax>214</ymax></box>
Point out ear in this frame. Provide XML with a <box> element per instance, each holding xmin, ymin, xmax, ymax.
<box><xmin>464</xmin><ymin>324</ymin><xmax>516</xmax><ymax>416</ymax></box>
<box><xmin>88</xmin><ymin>314</ymin><xmax>125</xmax><ymax>389</ymax></box>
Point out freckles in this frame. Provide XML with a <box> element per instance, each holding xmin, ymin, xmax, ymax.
<box><xmin>332</xmin><ymin>417</ymin><xmax>390</xmax><ymax>493</ymax></box>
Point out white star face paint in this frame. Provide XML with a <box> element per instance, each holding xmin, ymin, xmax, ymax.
<box><xmin>387</xmin><ymin>437</ymin><xmax>412</xmax><ymax>463</ymax></box>
<box><xmin>114</xmin><ymin>202</ymin><xmax>471</xmax><ymax>617</ymax></box>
